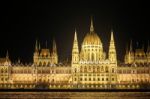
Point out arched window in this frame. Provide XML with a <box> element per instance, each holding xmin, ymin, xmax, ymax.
<box><xmin>1</xmin><ymin>69</ymin><xmax>4</xmax><ymax>73</ymax></box>
<box><xmin>43</xmin><ymin>62</ymin><xmax>46</xmax><ymax>66</ymax></box>
<box><xmin>105</xmin><ymin>66</ymin><xmax>108</xmax><ymax>73</ymax></box>
<box><xmin>92</xmin><ymin>53</ymin><xmax>94</xmax><ymax>61</ymax></box>
<box><xmin>75</xmin><ymin>68</ymin><xmax>77</xmax><ymax>73</ymax></box>
<box><xmin>48</xmin><ymin>62</ymin><xmax>50</xmax><ymax>66</ymax></box>
<box><xmin>88</xmin><ymin>53</ymin><xmax>90</xmax><ymax>60</ymax></box>
<box><xmin>112</xmin><ymin>68</ymin><xmax>115</xmax><ymax>73</ymax></box>
<box><xmin>39</xmin><ymin>62</ymin><xmax>42</xmax><ymax>66</ymax></box>
<box><xmin>101</xmin><ymin>66</ymin><xmax>104</xmax><ymax>72</ymax></box>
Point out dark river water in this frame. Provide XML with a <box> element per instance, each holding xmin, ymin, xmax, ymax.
<box><xmin>0</xmin><ymin>92</ymin><xmax>150</xmax><ymax>99</ymax></box>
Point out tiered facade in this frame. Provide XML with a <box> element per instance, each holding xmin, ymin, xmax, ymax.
<box><xmin>0</xmin><ymin>18</ymin><xmax>150</xmax><ymax>89</ymax></box>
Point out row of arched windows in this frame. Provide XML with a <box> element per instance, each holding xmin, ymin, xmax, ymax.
<box><xmin>0</xmin><ymin>68</ymin><xmax>8</xmax><ymax>73</ymax></box>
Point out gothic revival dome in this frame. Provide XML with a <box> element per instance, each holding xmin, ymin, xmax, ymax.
<box><xmin>80</xmin><ymin>19</ymin><xmax>105</xmax><ymax>61</ymax></box>
<box><xmin>82</xmin><ymin>31</ymin><xmax>102</xmax><ymax>45</ymax></box>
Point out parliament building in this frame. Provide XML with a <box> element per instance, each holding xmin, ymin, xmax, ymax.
<box><xmin>0</xmin><ymin>19</ymin><xmax>150</xmax><ymax>89</ymax></box>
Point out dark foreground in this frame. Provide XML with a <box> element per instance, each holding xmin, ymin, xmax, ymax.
<box><xmin>0</xmin><ymin>92</ymin><xmax>150</xmax><ymax>99</ymax></box>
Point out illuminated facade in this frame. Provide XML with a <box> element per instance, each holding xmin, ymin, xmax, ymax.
<box><xmin>0</xmin><ymin>18</ymin><xmax>150</xmax><ymax>89</ymax></box>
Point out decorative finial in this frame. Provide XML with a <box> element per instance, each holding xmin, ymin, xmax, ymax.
<box><xmin>111</xmin><ymin>29</ymin><xmax>114</xmax><ymax>41</ymax></box>
<box><xmin>53</xmin><ymin>38</ymin><xmax>57</xmax><ymax>52</ymax></box>
<box><xmin>90</xmin><ymin>16</ymin><xmax>94</xmax><ymax>32</ymax></box>
<box><xmin>6</xmin><ymin>50</ymin><xmax>9</xmax><ymax>59</ymax></box>
<box><xmin>18</xmin><ymin>58</ymin><xmax>20</xmax><ymax>64</ymax></box>
<box><xmin>74</xmin><ymin>28</ymin><xmax>77</xmax><ymax>41</ymax></box>
<box><xmin>38</xmin><ymin>42</ymin><xmax>41</xmax><ymax>50</ymax></box>
<box><xmin>130</xmin><ymin>40</ymin><xmax>133</xmax><ymax>51</ymax></box>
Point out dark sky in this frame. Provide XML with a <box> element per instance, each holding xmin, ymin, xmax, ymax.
<box><xmin>0</xmin><ymin>0</ymin><xmax>149</xmax><ymax>63</ymax></box>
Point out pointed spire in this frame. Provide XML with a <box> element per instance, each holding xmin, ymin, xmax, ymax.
<box><xmin>53</xmin><ymin>38</ymin><xmax>57</xmax><ymax>53</ymax></box>
<box><xmin>110</xmin><ymin>29</ymin><xmax>114</xmax><ymax>41</ymax></box>
<box><xmin>18</xmin><ymin>58</ymin><xmax>20</xmax><ymax>64</ymax></box>
<box><xmin>130</xmin><ymin>40</ymin><xmax>133</xmax><ymax>51</ymax></box>
<box><xmin>90</xmin><ymin>16</ymin><xmax>94</xmax><ymax>32</ymax></box>
<box><xmin>74</xmin><ymin>29</ymin><xmax>77</xmax><ymax>41</ymax></box>
<box><xmin>109</xmin><ymin>29</ymin><xmax>117</xmax><ymax>62</ymax></box>
<box><xmin>126</xmin><ymin>43</ymin><xmax>129</xmax><ymax>54</ymax></box>
<box><xmin>35</xmin><ymin>39</ymin><xmax>38</xmax><ymax>51</ymax></box>
<box><xmin>38</xmin><ymin>42</ymin><xmax>41</xmax><ymax>50</ymax></box>
<box><xmin>72</xmin><ymin>29</ymin><xmax>79</xmax><ymax>65</ymax></box>
<box><xmin>6</xmin><ymin>50</ymin><xmax>9</xmax><ymax>59</ymax></box>
<box><xmin>72</xmin><ymin>29</ymin><xmax>79</xmax><ymax>51</ymax></box>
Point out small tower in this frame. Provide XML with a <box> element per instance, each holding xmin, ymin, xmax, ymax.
<box><xmin>72</xmin><ymin>29</ymin><xmax>79</xmax><ymax>85</ymax></box>
<box><xmin>72</xmin><ymin>29</ymin><xmax>79</xmax><ymax>66</ymax></box>
<box><xmin>128</xmin><ymin>40</ymin><xmax>134</xmax><ymax>64</ymax></box>
<box><xmin>51</xmin><ymin>38</ymin><xmax>58</xmax><ymax>64</ymax></box>
<box><xmin>108</xmin><ymin>29</ymin><xmax>117</xmax><ymax>63</ymax></box>
<box><xmin>33</xmin><ymin>39</ymin><xmax>39</xmax><ymax>64</ymax></box>
<box><xmin>108</xmin><ymin>29</ymin><xmax>117</xmax><ymax>84</ymax></box>
<box><xmin>124</xmin><ymin>43</ymin><xmax>129</xmax><ymax>64</ymax></box>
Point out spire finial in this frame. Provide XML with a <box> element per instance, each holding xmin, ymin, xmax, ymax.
<box><xmin>6</xmin><ymin>50</ymin><xmax>9</xmax><ymax>59</ymax></box>
<box><xmin>130</xmin><ymin>39</ymin><xmax>133</xmax><ymax>51</ymax></box>
<box><xmin>74</xmin><ymin>28</ymin><xmax>77</xmax><ymax>41</ymax></box>
<box><xmin>38</xmin><ymin>42</ymin><xmax>41</xmax><ymax>50</ymax></box>
<box><xmin>18</xmin><ymin>58</ymin><xmax>20</xmax><ymax>64</ymax></box>
<box><xmin>53</xmin><ymin>38</ymin><xmax>57</xmax><ymax>52</ymax></box>
<box><xmin>111</xmin><ymin>29</ymin><xmax>114</xmax><ymax>41</ymax></box>
<box><xmin>90</xmin><ymin>16</ymin><xmax>94</xmax><ymax>32</ymax></box>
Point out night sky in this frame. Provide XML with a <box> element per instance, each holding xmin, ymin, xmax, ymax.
<box><xmin>0</xmin><ymin>1</ymin><xmax>149</xmax><ymax>63</ymax></box>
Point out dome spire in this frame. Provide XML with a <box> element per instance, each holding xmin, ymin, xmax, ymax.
<box><xmin>130</xmin><ymin>39</ymin><xmax>133</xmax><ymax>52</ymax></box>
<box><xmin>90</xmin><ymin>16</ymin><xmax>94</xmax><ymax>32</ymax></box>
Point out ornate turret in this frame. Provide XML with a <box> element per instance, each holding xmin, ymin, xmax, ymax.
<box><xmin>128</xmin><ymin>40</ymin><xmax>134</xmax><ymax>64</ymax></box>
<box><xmin>38</xmin><ymin>42</ymin><xmax>41</xmax><ymax>51</ymax></box>
<box><xmin>72</xmin><ymin>29</ymin><xmax>79</xmax><ymax>85</ymax></box>
<box><xmin>51</xmin><ymin>38</ymin><xmax>58</xmax><ymax>64</ymax></box>
<box><xmin>72</xmin><ymin>29</ymin><xmax>79</xmax><ymax>66</ymax></box>
<box><xmin>33</xmin><ymin>40</ymin><xmax>39</xmax><ymax>65</ymax></box>
<box><xmin>108</xmin><ymin>29</ymin><xmax>117</xmax><ymax>63</ymax></box>
<box><xmin>35</xmin><ymin>39</ymin><xmax>38</xmax><ymax>51</ymax></box>
<box><xmin>124</xmin><ymin>43</ymin><xmax>129</xmax><ymax>64</ymax></box>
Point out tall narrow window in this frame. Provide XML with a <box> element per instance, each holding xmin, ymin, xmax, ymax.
<box><xmin>112</xmin><ymin>68</ymin><xmax>115</xmax><ymax>73</ymax></box>
<box><xmin>92</xmin><ymin>53</ymin><xmax>94</xmax><ymax>61</ymax></box>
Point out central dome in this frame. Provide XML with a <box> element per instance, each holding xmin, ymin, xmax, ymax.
<box><xmin>82</xmin><ymin>18</ymin><xmax>102</xmax><ymax>45</ymax></box>
<box><xmin>83</xmin><ymin>31</ymin><xmax>101</xmax><ymax>45</ymax></box>
<box><xmin>80</xmin><ymin>18</ymin><xmax>105</xmax><ymax>62</ymax></box>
